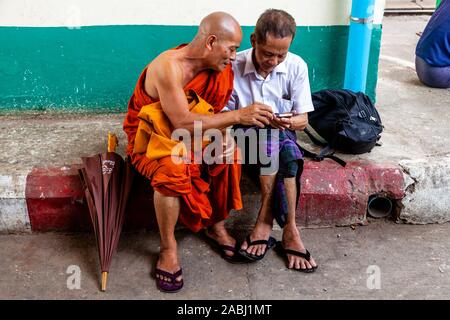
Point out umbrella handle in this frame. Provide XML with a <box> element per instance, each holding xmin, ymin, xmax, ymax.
<box><xmin>101</xmin><ymin>271</ymin><xmax>108</xmax><ymax>292</ymax></box>
<box><xmin>108</xmin><ymin>132</ymin><xmax>118</xmax><ymax>153</ymax></box>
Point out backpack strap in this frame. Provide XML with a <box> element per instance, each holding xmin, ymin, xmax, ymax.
<box><xmin>302</xmin><ymin>127</ymin><xmax>347</xmax><ymax>167</ymax></box>
<box><xmin>304</xmin><ymin>126</ymin><xmax>328</xmax><ymax>147</ymax></box>
<box><xmin>375</xmin><ymin>136</ymin><xmax>383</xmax><ymax>147</ymax></box>
<box><xmin>300</xmin><ymin>145</ymin><xmax>347</xmax><ymax>167</ymax></box>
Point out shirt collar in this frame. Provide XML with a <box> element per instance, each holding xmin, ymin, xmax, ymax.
<box><xmin>242</xmin><ymin>48</ymin><xmax>288</xmax><ymax>77</ymax></box>
<box><xmin>243</xmin><ymin>49</ymin><xmax>257</xmax><ymax>76</ymax></box>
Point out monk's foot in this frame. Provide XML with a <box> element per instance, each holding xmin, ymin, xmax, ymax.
<box><xmin>241</xmin><ymin>220</ymin><xmax>273</xmax><ymax>257</ymax></box>
<box><xmin>282</xmin><ymin>224</ymin><xmax>317</xmax><ymax>271</ymax></box>
<box><xmin>156</xmin><ymin>248</ymin><xmax>183</xmax><ymax>283</ymax></box>
<box><xmin>206</xmin><ymin>222</ymin><xmax>237</xmax><ymax>258</ymax></box>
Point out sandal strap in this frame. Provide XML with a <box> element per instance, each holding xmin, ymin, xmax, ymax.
<box><xmin>204</xmin><ymin>229</ymin><xmax>237</xmax><ymax>253</ymax></box>
<box><xmin>283</xmin><ymin>248</ymin><xmax>311</xmax><ymax>261</ymax></box>
<box><xmin>155</xmin><ymin>268</ymin><xmax>183</xmax><ymax>281</ymax></box>
<box><xmin>219</xmin><ymin>244</ymin><xmax>237</xmax><ymax>253</ymax></box>
<box><xmin>246</xmin><ymin>235</ymin><xmax>270</xmax><ymax>246</ymax></box>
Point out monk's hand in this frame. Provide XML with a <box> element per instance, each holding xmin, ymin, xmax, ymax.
<box><xmin>238</xmin><ymin>102</ymin><xmax>273</xmax><ymax>128</ymax></box>
<box><xmin>289</xmin><ymin>113</ymin><xmax>308</xmax><ymax>131</ymax></box>
<box><xmin>222</xmin><ymin>126</ymin><xmax>236</xmax><ymax>159</ymax></box>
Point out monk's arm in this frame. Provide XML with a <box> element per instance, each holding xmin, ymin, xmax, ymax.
<box><xmin>155</xmin><ymin>63</ymin><xmax>273</xmax><ymax>134</ymax></box>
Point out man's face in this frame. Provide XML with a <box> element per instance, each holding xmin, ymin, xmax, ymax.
<box><xmin>251</xmin><ymin>33</ymin><xmax>292</xmax><ymax>75</ymax></box>
<box><xmin>210</xmin><ymin>32</ymin><xmax>242</xmax><ymax>71</ymax></box>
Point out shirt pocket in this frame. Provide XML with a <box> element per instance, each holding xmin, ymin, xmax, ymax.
<box><xmin>277</xmin><ymin>98</ymin><xmax>294</xmax><ymax>113</ymax></box>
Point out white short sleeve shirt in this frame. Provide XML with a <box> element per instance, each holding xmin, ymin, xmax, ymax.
<box><xmin>226</xmin><ymin>48</ymin><xmax>314</xmax><ymax>114</ymax></box>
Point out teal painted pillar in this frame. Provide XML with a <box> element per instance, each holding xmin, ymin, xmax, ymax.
<box><xmin>344</xmin><ymin>0</ymin><xmax>375</xmax><ymax>93</ymax></box>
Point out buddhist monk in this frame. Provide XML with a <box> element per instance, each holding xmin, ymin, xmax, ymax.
<box><xmin>123</xmin><ymin>11</ymin><xmax>274</xmax><ymax>293</ymax></box>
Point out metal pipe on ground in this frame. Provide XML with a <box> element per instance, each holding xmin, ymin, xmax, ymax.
<box><xmin>367</xmin><ymin>195</ymin><xmax>393</xmax><ymax>218</ymax></box>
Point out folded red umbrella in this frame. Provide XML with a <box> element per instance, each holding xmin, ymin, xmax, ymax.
<box><xmin>79</xmin><ymin>133</ymin><xmax>134</xmax><ymax>291</ymax></box>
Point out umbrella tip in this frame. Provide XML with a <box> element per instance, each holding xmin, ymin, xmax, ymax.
<box><xmin>101</xmin><ymin>271</ymin><xmax>108</xmax><ymax>292</ymax></box>
<box><xmin>108</xmin><ymin>132</ymin><xmax>118</xmax><ymax>153</ymax></box>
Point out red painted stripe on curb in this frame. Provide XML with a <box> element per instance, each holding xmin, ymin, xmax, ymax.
<box><xmin>365</xmin><ymin>164</ymin><xmax>405</xmax><ymax>199</ymax></box>
<box><xmin>25</xmin><ymin>165</ymin><xmax>157</xmax><ymax>232</ymax></box>
<box><xmin>24</xmin><ymin>161</ymin><xmax>405</xmax><ymax>231</ymax></box>
<box><xmin>299</xmin><ymin>160</ymin><xmax>368</xmax><ymax>226</ymax></box>
<box><xmin>25</xmin><ymin>165</ymin><xmax>91</xmax><ymax>231</ymax></box>
<box><xmin>298</xmin><ymin>160</ymin><xmax>405</xmax><ymax>226</ymax></box>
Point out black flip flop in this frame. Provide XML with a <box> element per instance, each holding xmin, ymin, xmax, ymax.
<box><xmin>202</xmin><ymin>230</ymin><xmax>248</xmax><ymax>264</ymax></box>
<box><xmin>275</xmin><ymin>241</ymin><xmax>318</xmax><ymax>273</ymax></box>
<box><xmin>238</xmin><ymin>235</ymin><xmax>277</xmax><ymax>262</ymax></box>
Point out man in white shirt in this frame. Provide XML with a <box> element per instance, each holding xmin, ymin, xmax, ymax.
<box><xmin>227</xmin><ymin>9</ymin><xmax>318</xmax><ymax>272</ymax></box>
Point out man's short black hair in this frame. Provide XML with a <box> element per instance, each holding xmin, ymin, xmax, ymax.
<box><xmin>254</xmin><ymin>9</ymin><xmax>296</xmax><ymax>44</ymax></box>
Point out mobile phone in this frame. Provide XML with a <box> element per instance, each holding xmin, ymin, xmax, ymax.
<box><xmin>275</xmin><ymin>112</ymin><xmax>294</xmax><ymax>118</ymax></box>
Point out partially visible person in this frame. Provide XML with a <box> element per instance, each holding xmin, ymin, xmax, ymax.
<box><xmin>415</xmin><ymin>0</ymin><xmax>450</xmax><ymax>88</ymax></box>
<box><xmin>123</xmin><ymin>11</ymin><xmax>274</xmax><ymax>293</ymax></box>
<box><xmin>226</xmin><ymin>9</ymin><xmax>318</xmax><ymax>272</ymax></box>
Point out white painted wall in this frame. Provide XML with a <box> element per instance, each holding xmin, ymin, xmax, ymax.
<box><xmin>0</xmin><ymin>0</ymin><xmax>385</xmax><ymax>27</ymax></box>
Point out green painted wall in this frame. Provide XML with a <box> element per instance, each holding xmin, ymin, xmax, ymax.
<box><xmin>0</xmin><ymin>25</ymin><xmax>382</xmax><ymax>112</ymax></box>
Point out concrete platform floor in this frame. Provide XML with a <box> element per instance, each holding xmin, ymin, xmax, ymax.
<box><xmin>1</xmin><ymin>219</ymin><xmax>449</xmax><ymax>300</ymax></box>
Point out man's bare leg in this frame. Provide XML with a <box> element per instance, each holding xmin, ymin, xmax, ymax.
<box><xmin>153</xmin><ymin>190</ymin><xmax>182</xmax><ymax>282</ymax></box>
<box><xmin>240</xmin><ymin>173</ymin><xmax>277</xmax><ymax>257</ymax></box>
<box><xmin>283</xmin><ymin>177</ymin><xmax>317</xmax><ymax>270</ymax></box>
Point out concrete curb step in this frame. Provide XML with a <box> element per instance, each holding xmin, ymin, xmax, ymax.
<box><xmin>0</xmin><ymin>160</ymin><xmax>405</xmax><ymax>233</ymax></box>
<box><xmin>384</xmin><ymin>9</ymin><xmax>435</xmax><ymax>14</ymax></box>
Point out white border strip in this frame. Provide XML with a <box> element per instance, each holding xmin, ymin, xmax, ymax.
<box><xmin>0</xmin><ymin>175</ymin><xmax>27</xmax><ymax>199</ymax></box>
<box><xmin>0</xmin><ymin>0</ymin><xmax>384</xmax><ymax>27</ymax></box>
<box><xmin>379</xmin><ymin>54</ymin><xmax>415</xmax><ymax>69</ymax></box>
<box><xmin>0</xmin><ymin>174</ymin><xmax>31</xmax><ymax>233</ymax></box>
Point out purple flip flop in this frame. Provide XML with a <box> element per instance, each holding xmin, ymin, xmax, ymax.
<box><xmin>154</xmin><ymin>268</ymin><xmax>184</xmax><ymax>293</ymax></box>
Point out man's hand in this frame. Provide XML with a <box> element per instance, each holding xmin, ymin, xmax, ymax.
<box><xmin>269</xmin><ymin>116</ymin><xmax>291</xmax><ymax>130</ymax></box>
<box><xmin>237</xmin><ymin>102</ymin><xmax>274</xmax><ymax>128</ymax></box>
<box><xmin>289</xmin><ymin>113</ymin><xmax>308</xmax><ymax>131</ymax></box>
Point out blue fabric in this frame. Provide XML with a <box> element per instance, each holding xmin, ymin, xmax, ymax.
<box><xmin>257</xmin><ymin>128</ymin><xmax>302</xmax><ymax>175</ymax></box>
<box><xmin>270</xmin><ymin>129</ymin><xmax>304</xmax><ymax>228</ymax></box>
<box><xmin>416</xmin><ymin>0</ymin><xmax>450</xmax><ymax>67</ymax></box>
<box><xmin>233</xmin><ymin>126</ymin><xmax>304</xmax><ymax>228</ymax></box>
<box><xmin>416</xmin><ymin>55</ymin><xmax>450</xmax><ymax>88</ymax></box>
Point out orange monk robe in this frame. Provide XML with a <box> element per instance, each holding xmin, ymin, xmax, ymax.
<box><xmin>123</xmin><ymin>63</ymin><xmax>242</xmax><ymax>232</ymax></box>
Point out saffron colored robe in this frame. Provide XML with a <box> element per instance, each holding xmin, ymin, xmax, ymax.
<box><xmin>123</xmin><ymin>63</ymin><xmax>242</xmax><ymax>232</ymax></box>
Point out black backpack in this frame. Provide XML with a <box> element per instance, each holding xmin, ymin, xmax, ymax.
<box><xmin>302</xmin><ymin>89</ymin><xmax>383</xmax><ymax>166</ymax></box>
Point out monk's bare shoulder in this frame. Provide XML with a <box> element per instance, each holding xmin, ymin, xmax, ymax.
<box><xmin>145</xmin><ymin>51</ymin><xmax>183</xmax><ymax>99</ymax></box>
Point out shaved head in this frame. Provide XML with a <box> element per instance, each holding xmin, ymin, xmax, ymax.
<box><xmin>196</xmin><ymin>11</ymin><xmax>242</xmax><ymax>41</ymax></box>
<box><xmin>186</xmin><ymin>12</ymin><xmax>242</xmax><ymax>71</ymax></box>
